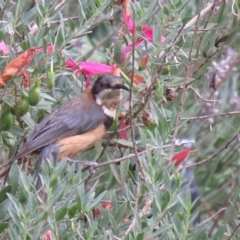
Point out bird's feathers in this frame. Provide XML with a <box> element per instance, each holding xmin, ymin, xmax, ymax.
<box><xmin>14</xmin><ymin>93</ymin><xmax>107</xmax><ymax>160</ymax></box>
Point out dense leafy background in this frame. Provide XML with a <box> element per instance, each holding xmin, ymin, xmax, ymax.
<box><xmin>0</xmin><ymin>0</ymin><xmax>240</xmax><ymax>239</ymax></box>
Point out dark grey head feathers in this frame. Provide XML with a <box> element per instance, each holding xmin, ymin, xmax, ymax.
<box><xmin>91</xmin><ymin>74</ymin><xmax>129</xmax><ymax>99</ymax></box>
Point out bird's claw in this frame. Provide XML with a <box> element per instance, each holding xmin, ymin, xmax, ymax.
<box><xmin>66</xmin><ymin>158</ymin><xmax>98</xmax><ymax>168</ymax></box>
<box><xmin>88</xmin><ymin>165</ymin><xmax>97</xmax><ymax>175</ymax></box>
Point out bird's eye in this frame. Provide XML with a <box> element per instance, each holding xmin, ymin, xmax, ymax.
<box><xmin>100</xmin><ymin>82</ymin><xmax>104</xmax><ymax>88</ymax></box>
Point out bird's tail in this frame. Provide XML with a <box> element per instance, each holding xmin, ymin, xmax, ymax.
<box><xmin>34</xmin><ymin>145</ymin><xmax>60</xmax><ymax>190</ymax></box>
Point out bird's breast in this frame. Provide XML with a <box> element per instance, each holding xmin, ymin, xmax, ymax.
<box><xmin>56</xmin><ymin>124</ymin><xmax>107</xmax><ymax>160</ymax></box>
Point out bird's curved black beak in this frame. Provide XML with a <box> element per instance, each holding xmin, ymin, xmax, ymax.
<box><xmin>112</xmin><ymin>84</ymin><xmax>129</xmax><ymax>91</ymax></box>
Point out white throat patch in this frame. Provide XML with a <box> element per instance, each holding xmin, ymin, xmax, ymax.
<box><xmin>96</xmin><ymin>97</ymin><xmax>116</xmax><ymax>118</ymax></box>
<box><xmin>102</xmin><ymin>106</ymin><xmax>116</xmax><ymax>118</ymax></box>
<box><xmin>96</xmin><ymin>97</ymin><xmax>102</xmax><ymax>106</ymax></box>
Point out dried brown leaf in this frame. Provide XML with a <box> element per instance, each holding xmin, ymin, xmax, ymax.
<box><xmin>0</xmin><ymin>47</ymin><xmax>36</xmax><ymax>87</ymax></box>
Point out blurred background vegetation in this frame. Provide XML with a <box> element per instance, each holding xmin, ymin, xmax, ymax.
<box><xmin>0</xmin><ymin>0</ymin><xmax>240</xmax><ymax>239</ymax></box>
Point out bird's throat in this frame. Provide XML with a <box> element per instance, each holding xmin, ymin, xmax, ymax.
<box><xmin>96</xmin><ymin>89</ymin><xmax>122</xmax><ymax>118</ymax></box>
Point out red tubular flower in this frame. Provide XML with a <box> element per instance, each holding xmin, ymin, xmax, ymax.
<box><xmin>119</xmin><ymin>119</ymin><xmax>127</xmax><ymax>140</ymax></box>
<box><xmin>142</xmin><ymin>25</ymin><xmax>166</xmax><ymax>42</ymax></box>
<box><xmin>121</xmin><ymin>13</ymin><xmax>166</xmax><ymax>62</ymax></box>
<box><xmin>121</xmin><ymin>39</ymin><xmax>143</xmax><ymax>62</ymax></box>
<box><xmin>172</xmin><ymin>148</ymin><xmax>191</xmax><ymax>166</ymax></box>
<box><xmin>94</xmin><ymin>202</ymin><xmax>113</xmax><ymax>218</ymax></box>
<box><xmin>66</xmin><ymin>59</ymin><xmax>121</xmax><ymax>86</ymax></box>
<box><xmin>122</xmin><ymin>13</ymin><xmax>136</xmax><ymax>34</ymax></box>
<box><xmin>36</xmin><ymin>44</ymin><xmax>54</xmax><ymax>54</ymax></box>
<box><xmin>42</xmin><ymin>230</ymin><xmax>52</xmax><ymax>240</ymax></box>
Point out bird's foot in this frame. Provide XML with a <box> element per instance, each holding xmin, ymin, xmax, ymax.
<box><xmin>66</xmin><ymin>158</ymin><xmax>98</xmax><ymax>166</ymax></box>
<box><xmin>66</xmin><ymin>158</ymin><xmax>98</xmax><ymax>174</ymax></box>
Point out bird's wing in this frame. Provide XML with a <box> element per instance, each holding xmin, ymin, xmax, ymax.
<box><xmin>15</xmin><ymin>93</ymin><xmax>105</xmax><ymax>159</ymax></box>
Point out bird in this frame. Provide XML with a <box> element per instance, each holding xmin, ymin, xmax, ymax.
<box><xmin>0</xmin><ymin>74</ymin><xmax>129</xmax><ymax>188</ymax></box>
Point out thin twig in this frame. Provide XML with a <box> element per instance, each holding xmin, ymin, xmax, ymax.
<box><xmin>124</xmin><ymin>194</ymin><xmax>152</xmax><ymax>237</ymax></box>
<box><xmin>227</xmin><ymin>223</ymin><xmax>240</xmax><ymax>240</ymax></box>
<box><xmin>188</xmin><ymin>86</ymin><xmax>221</xmax><ymax>103</ymax></box>
<box><xmin>181</xmin><ymin>111</ymin><xmax>240</xmax><ymax>121</ymax></box>
<box><xmin>184</xmin><ymin>0</ymin><xmax>225</xmax><ymax>29</ymax></box>
<box><xmin>186</xmin><ymin>68</ymin><xmax>209</xmax><ymax>86</ymax></box>
<box><xmin>195</xmin><ymin>1</ymin><xmax>215</xmax><ymax>59</ymax></box>
<box><xmin>169</xmin><ymin>2</ymin><xmax>202</xmax><ymax>159</ymax></box>
<box><xmin>83</xmin><ymin>31</ymin><xmax>116</xmax><ymax>60</ymax></box>
<box><xmin>200</xmin><ymin>197</ymin><xmax>221</xmax><ymax>228</ymax></box>
<box><xmin>172</xmin><ymin>23</ymin><xmax>186</xmax><ymax>44</ymax></box>
<box><xmin>129</xmin><ymin>12</ymin><xmax>144</xmax><ymax>177</ymax></box>
<box><xmin>54</xmin><ymin>0</ymin><xmax>69</xmax><ymax>12</ymax></box>
<box><xmin>43</xmin><ymin>16</ymin><xmax>79</xmax><ymax>26</ymax></box>
<box><xmin>185</xmin><ymin>132</ymin><xmax>239</xmax><ymax>168</ymax></box>
<box><xmin>29</xmin><ymin>0</ymin><xmax>70</xmax><ymax>35</ymax></box>
<box><xmin>198</xmin><ymin>207</ymin><xmax>226</xmax><ymax>227</ymax></box>
<box><xmin>80</xmin><ymin>144</ymin><xmax>173</xmax><ymax>172</ymax></box>
<box><xmin>192</xmin><ymin>49</ymin><xmax>220</xmax><ymax>76</ymax></box>
<box><xmin>96</xmin><ymin>19</ymin><xmax>163</xmax><ymax>163</ymax></box>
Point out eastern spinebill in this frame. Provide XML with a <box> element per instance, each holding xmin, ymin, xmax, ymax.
<box><xmin>0</xmin><ymin>74</ymin><xmax>129</xmax><ymax>187</ymax></box>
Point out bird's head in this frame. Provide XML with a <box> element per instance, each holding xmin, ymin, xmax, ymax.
<box><xmin>91</xmin><ymin>74</ymin><xmax>129</xmax><ymax>118</ymax></box>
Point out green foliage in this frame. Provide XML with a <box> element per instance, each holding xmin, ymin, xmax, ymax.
<box><xmin>0</xmin><ymin>0</ymin><xmax>239</xmax><ymax>239</ymax></box>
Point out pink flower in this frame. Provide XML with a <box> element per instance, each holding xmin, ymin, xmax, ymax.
<box><xmin>121</xmin><ymin>13</ymin><xmax>166</xmax><ymax>62</ymax></box>
<box><xmin>122</xmin><ymin>13</ymin><xmax>136</xmax><ymax>34</ymax></box>
<box><xmin>42</xmin><ymin>230</ymin><xmax>52</xmax><ymax>240</ymax></box>
<box><xmin>0</xmin><ymin>41</ymin><xmax>10</xmax><ymax>55</ymax></box>
<box><xmin>121</xmin><ymin>39</ymin><xmax>143</xmax><ymax>62</ymax></box>
<box><xmin>66</xmin><ymin>59</ymin><xmax>121</xmax><ymax>86</ymax></box>
<box><xmin>36</xmin><ymin>44</ymin><xmax>54</xmax><ymax>54</ymax></box>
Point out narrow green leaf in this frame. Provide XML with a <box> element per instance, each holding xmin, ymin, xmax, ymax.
<box><xmin>151</xmin><ymin>224</ymin><xmax>172</xmax><ymax>237</ymax></box>
<box><xmin>114</xmin><ymin>202</ymin><xmax>128</xmax><ymax>224</ymax></box>
<box><xmin>55</xmin><ymin>207</ymin><xmax>67</xmax><ymax>221</ymax></box>
<box><xmin>0</xmin><ymin>185</ymin><xmax>12</xmax><ymax>204</ymax></box>
<box><xmin>68</xmin><ymin>204</ymin><xmax>78</xmax><ymax>219</ymax></box>
<box><xmin>109</xmin><ymin>163</ymin><xmax>122</xmax><ymax>184</ymax></box>
<box><xmin>8</xmin><ymin>208</ymin><xmax>23</xmax><ymax>230</ymax></box>
<box><xmin>0</xmin><ymin>199</ymin><xmax>12</xmax><ymax>218</ymax></box>
<box><xmin>136</xmin><ymin>232</ymin><xmax>144</xmax><ymax>240</ymax></box>
<box><xmin>34</xmin><ymin>211</ymin><xmax>48</xmax><ymax>225</ymax></box>
<box><xmin>68</xmin><ymin>19</ymin><xmax>75</xmax><ymax>32</ymax></box>
<box><xmin>163</xmin><ymin>6</ymin><xmax>169</xmax><ymax>15</ymax></box>
<box><xmin>112</xmin><ymin>139</ymin><xmax>134</xmax><ymax>148</ymax></box>
<box><xmin>120</xmin><ymin>158</ymin><xmax>130</xmax><ymax>181</ymax></box>
<box><xmin>88</xmin><ymin>191</ymin><xmax>107</xmax><ymax>209</ymax></box>
<box><xmin>8</xmin><ymin>163</ymin><xmax>20</xmax><ymax>194</ymax></box>
<box><xmin>0</xmin><ymin>222</ymin><xmax>8</xmax><ymax>233</ymax></box>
